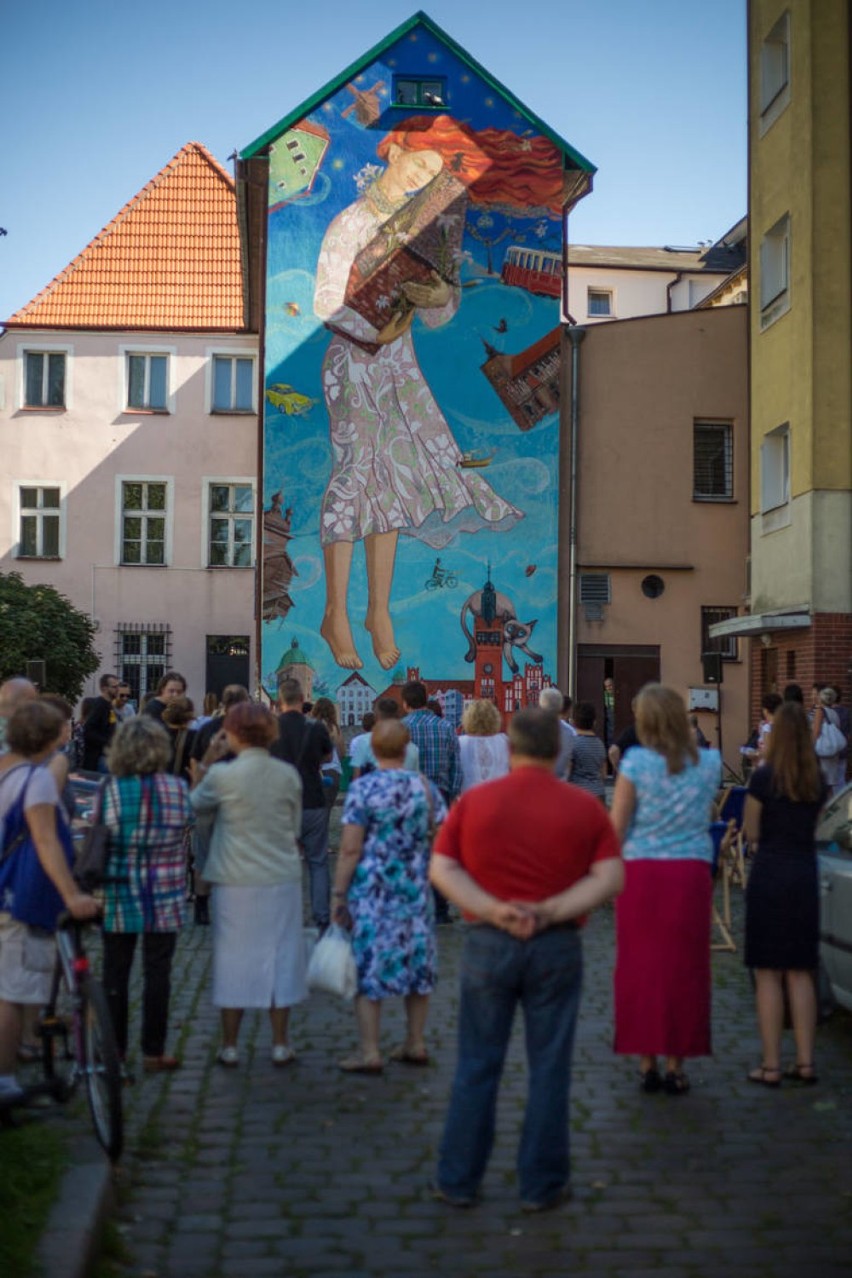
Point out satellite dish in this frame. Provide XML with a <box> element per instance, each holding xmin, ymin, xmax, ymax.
<box><xmin>816</xmin><ymin>781</ymin><xmax>852</xmax><ymax>852</ymax></box>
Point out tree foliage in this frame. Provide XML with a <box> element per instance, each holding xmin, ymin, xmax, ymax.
<box><xmin>0</xmin><ymin>572</ymin><xmax>99</xmax><ymax>702</ymax></box>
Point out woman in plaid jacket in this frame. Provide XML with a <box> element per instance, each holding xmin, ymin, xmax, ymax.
<box><xmin>100</xmin><ymin>717</ymin><xmax>192</xmax><ymax>1074</ymax></box>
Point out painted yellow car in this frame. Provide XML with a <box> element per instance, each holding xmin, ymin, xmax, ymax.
<box><xmin>266</xmin><ymin>384</ymin><xmax>316</xmax><ymax>416</ymax></box>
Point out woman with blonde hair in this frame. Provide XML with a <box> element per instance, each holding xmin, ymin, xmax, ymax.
<box><xmin>810</xmin><ymin>685</ymin><xmax>846</xmax><ymax>799</ymax></box>
<box><xmin>458</xmin><ymin>699</ymin><xmax>510</xmax><ymax>793</ymax></box>
<box><xmin>101</xmin><ymin>717</ymin><xmax>192</xmax><ymax>1073</ymax></box>
<box><xmin>743</xmin><ymin>701</ymin><xmax>826</xmax><ymax>1086</ymax></box>
<box><xmin>611</xmin><ymin>684</ymin><xmax>721</xmax><ymax>1095</ymax></box>
<box><xmin>190</xmin><ymin>702</ymin><xmax>305</xmax><ymax>1067</ymax></box>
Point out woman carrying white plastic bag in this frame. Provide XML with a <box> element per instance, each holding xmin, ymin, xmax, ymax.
<box><xmin>332</xmin><ymin>719</ymin><xmax>446</xmax><ymax>1074</ymax></box>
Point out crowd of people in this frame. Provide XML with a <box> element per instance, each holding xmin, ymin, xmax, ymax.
<box><xmin>0</xmin><ymin>664</ymin><xmax>846</xmax><ymax>1210</ymax></box>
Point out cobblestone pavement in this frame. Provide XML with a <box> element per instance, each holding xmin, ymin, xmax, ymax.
<box><xmin>61</xmin><ymin>832</ymin><xmax>852</xmax><ymax>1278</ymax></box>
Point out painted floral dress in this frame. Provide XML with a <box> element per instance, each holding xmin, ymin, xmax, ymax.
<box><xmin>313</xmin><ymin>184</ymin><xmax>522</xmax><ymax>548</ymax></box>
<box><xmin>342</xmin><ymin>768</ymin><xmax>447</xmax><ymax>998</ymax></box>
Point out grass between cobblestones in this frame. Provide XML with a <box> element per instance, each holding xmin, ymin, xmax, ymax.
<box><xmin>0</xmin><ymin>1122</ymin><xmax>68</xmax><ymax>1277</ymax></box>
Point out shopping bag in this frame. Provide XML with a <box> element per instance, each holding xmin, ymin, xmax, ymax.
<box><xmin>306</xmin><ymin>923</ymin><xmax>358</xmax><ymax>1000</ymax></box>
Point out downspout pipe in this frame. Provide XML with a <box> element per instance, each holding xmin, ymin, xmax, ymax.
<box><xmin>566</xmin><ymin>325</ymin><xmax>586</xmax><ymax>699</ymax></box>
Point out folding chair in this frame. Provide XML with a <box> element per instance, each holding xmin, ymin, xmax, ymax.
<box><xmin>709</xmin><ymin>819</ymin><xmax>737</xmax><ymax>953</ymax></box>
<box><xmin>717</xmin><ymin>785</ymin><xmax>748</xmax><ymax>886</ymax></box>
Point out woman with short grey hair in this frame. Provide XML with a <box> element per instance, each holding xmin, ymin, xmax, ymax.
<box><xmin>101</xmin><ymin>717</ymin><xmax>192</xmax><ymax>1074</ymax></box>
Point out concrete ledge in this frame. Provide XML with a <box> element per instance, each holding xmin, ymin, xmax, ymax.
<box><xmin>36</xmin><ymin>1138</ymin><xmax>114</xmax><ymax>1278</ymax></box>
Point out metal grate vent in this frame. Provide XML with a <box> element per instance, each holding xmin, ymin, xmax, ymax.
<box><xmin>579</xmin><ymin>573</ymin><xmax>611</xmax><ymax>605</ymax></box>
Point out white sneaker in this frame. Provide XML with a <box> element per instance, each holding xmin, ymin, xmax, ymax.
<box><xmin>216</xmin><ymin>1046</ymin><xmax>239</xmax><ymax>1068</ymax></box>
<box><xmin>271</xmin><ymin>1044</ymin><xmax>296</xmax><ymax>1067</ymax></box>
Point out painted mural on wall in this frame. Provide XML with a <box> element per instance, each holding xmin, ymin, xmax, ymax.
<box><xmin>262</xmin><ymin>26</ymin><xmax>566</xmax><ymax>723</ymax></box>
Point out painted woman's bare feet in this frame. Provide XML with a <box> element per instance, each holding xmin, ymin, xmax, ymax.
<box><xmin>365</xmin><ymin>607</ymin><xmax>400</xmax><ymax>670</ymax></box>
<box><xmin>321</xmin><ymin>611</ymin><xmax>363</xmax><ymax>669</ymax></box>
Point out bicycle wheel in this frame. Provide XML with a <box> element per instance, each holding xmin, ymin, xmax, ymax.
<box><xmin>40</xmin><ymin>961</ymin><xmax>77</xmax><ymax>1103</ymax></box>
<box><xmin>79</xmin><ymin>975</ymin><xmax>123</xmax><ymax>1161</ymax></box>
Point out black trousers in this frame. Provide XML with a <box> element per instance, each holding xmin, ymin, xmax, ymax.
<box><xmin>102</xmin><ymin>931</ymin><xmax>178</xmax><ymax>1058</ymax></box>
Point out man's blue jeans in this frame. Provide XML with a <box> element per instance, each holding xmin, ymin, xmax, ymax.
<box><xmin>300</xmin><ymin>807</ymin><xmax>331</xmax><ymax>928</ymax></box>
<box><xmin>437</xmin><ymin>924</ymin><xmax>583</xmax><ymax>1205</ymax></box>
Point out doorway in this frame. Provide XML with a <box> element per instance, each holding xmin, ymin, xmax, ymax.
<box><xmin>576</xmin><ymin>644</ymin><xmax>661</xmax><ymax>751</ymax></box>
<box><xmin>205</xmin><ymin>635</ymin><xmax>251</xmax><ymax>700</ymax></box>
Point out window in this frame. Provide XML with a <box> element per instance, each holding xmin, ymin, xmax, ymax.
<box><xmin>126</xmin><ymin>353</ymin><xmax>168</xmax><ymax>411</ymax></box>
<box><xmin>393</xmin><ymin>76</ymin><xmax>447</xmax><ymax>108</ymax></box>
<box><xmin>212</xmin><ymin>355</ymin><xmax>255</xmax><ymax>413</ymax></box>
<box><xmin>18</xmin><ymin>486</ymin><xmax>61</xmax><ymax>558</ymax></box>
<box><xmin>115</xmin><ymin>624</ymin><xmax>171</xmax><ymax>701</ymax></box>
<box><xmin>208</xmin><ymin>483</ymin><xmax>254</xmax><ymax>567</ymax></box>
<box><xmin>24</xmin><ymin>352</ymin><xmax>65</xmax><ymax>408</ymax></box>
<box><xmin>121</xmin><ymin>481</ymin><xmax>167</xmax><ymax>565</ymax></box>
<box><xmin>693</xmin><ymin>420</ymin><xmax>733</xmax><ymax>500</ymax></box>
<box><xmin>759</xmin><ymin>215</ymin><xmax>790</xmax><ymax>327</ymax></box>
<box><xmin>760</xmin><ymin>424</ymin><xmax>790</xmax><ymax>513</ymax></box>
<box><xmin>587</xmin><ymin>289</ymin><xmax>613</xmax><ymax>317</ymax></box>
<box><xmin>760</xmin><ymin>11</ymin><xmax>790</xmax><ymax>128</ymax></box>
<box><xmin>701</xmin><ymin>606</ymin><xmax>738</xmax><ymax>661</ymax></box>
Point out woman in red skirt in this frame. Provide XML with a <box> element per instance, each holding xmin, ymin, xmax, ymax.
<box><xmin>610</xmin><ymin>685</ymin><xmax>722</xmax><ymax>1095</ymax></box>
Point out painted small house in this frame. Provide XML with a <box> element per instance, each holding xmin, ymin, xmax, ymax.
<box><xmin>238</xmin><ymin>10</ymin><xmax>594</xmax><ymax>706</ymax></box>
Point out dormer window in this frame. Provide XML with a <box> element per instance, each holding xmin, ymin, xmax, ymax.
<box><xmin>393</xmin><ymin>76</ymin><xmax>447</xmax><ymax>108</ymax></box>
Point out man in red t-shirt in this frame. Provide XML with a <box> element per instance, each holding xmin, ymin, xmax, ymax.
<box><xmin>429</xmin><ymin>708</ymin><xmax>622</xmax><ymax>1213</ymax></box>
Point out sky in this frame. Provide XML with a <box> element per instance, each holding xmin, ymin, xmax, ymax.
<box><xmin>1</xmin><ymin>0</ymin><xmax>747</xmax><ymax>320</ymax></box>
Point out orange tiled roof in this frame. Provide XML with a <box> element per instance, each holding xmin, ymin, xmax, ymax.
<box><xmin>5</xmin><ymin>143</ymin><xmax>246</xmax><ymax>331</ymax></box>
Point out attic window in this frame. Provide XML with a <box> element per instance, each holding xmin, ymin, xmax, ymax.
<box><xmin>393</xmin><ymin>76</ymin><xmax>447</xmax><ymax>109</ymax></box>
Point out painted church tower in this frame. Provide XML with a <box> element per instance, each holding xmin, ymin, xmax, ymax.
<box><xmin>472</xmin><ymin>566</ymin><xmax>505</xmax><ymax>707</ymax></box>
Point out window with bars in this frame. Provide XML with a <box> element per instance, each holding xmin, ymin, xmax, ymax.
<box><xmin>212</xmin><ymin>356</ymin><xmax>255</xmax><ymax>413</ymax></box>
<box><xmin>127</xmin><ymin>353</ymin><xmax>168</xmax><ymax>411</ymax></box>
<box><xmin>24</xmin><ymin>352</ymin><xmax>65</xmax><ymax>408</ymax></box>
<box><xmin>121</xmin><ymin>481</ymin><xmax>167</xmax><ymax>565</ymax></box>
<box><xmin>18</xmin><ymin>486</ymin><xmax>61</xmax><ymax>558</ymax></box>
<box><xmin>208</xmin><ymin>484</ymin><xmax>254</xmax><ymax>567</ymax></box>
<box><xmin>701</xmin><ymin>606</ymin><xmax>738</xmax><ymax>661</ymax></box>
<box><xmin>114</xmin><ymin>625</ymin><xmax>171</xmax><ymax>701</ymax></box>
<box><xmin>693</xmin><ymin>420</ymin><xmax>733</xmax><ymax>500</ymax></box>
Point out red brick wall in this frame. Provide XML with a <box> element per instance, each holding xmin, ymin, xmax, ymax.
<box><xmin>748</xmin><ymin>613</ymin><xmax>852</xmax><ymax>725</ymax></box>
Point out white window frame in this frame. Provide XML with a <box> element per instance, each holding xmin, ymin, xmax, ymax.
<box><xmin>205</xmin><ymin>348</ymin><xmax>257</xmax><ymax>415</ymax></box>
<box><xmin>759</xmin><ymin>10</ymin><xmax>791</xmax><ymax>134</ymax></box>
<box><xmin>12</xmin><ymin>481</ymin><xmax>66</xmax><ymax>559</ymax></box>
<box><xmin>201</xmin><ymin>478</ymin><xmax>256</xmax><ymax>569</ymax></box>
<box><xmin>759</xmin><ymin>214</ymin><xmax>791</xmax><ymax>329</ymax></box>
<box><xmin>118</xmin><ymin>344</ymin><xmax>176</xmax><ymax>414</ymax></box>
<box><xmin>760</xmin><ymin>424</ymin><xmax>791</xmax><ymax>529</ymax></box>
<box><xmin>114</xmin><ymin>475</ymin><xmax>174</xmax><ymax>567</ymax></box>
<box><xmin>587</xmin><ymin>288</ymin><xmax>613</xmax><ymax>318</ymax></box>
<box><xmin>16</xmin><ymin>342</ymin><xmax>73</xmax><ymax>411</ymax></box>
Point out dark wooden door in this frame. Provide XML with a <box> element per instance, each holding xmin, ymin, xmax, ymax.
<box><xmin>576</xmin><ymin>645</ymin><xmax>661</xmax><ymax>743</ymax></box>
<box><xmin>205</xmin><ymin>635</ymin><xmax>250</xmax><ymax>700</ymax></box>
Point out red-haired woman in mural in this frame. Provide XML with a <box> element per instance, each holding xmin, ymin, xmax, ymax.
<box><xmin>313</xmin><ymin>115</ymin><xmax>563</xmax><ymax>671</ymax></box>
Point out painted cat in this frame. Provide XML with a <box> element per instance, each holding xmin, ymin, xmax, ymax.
<box><xmin>460</xmin><ymin>590</ymin><xmax>542</xmax><ymax>675</ymax></box>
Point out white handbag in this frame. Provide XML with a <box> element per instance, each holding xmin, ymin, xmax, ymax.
<box><xmin>307</xmin><ymin>924</ymin><xmax>358</xmax><ymax>1000</ymax></box>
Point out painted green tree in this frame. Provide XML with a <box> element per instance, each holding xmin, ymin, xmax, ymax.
<box><xmin>0</xmin><ymin>572</ymin><xmax>99</xmax><ymax>701</ymax></box>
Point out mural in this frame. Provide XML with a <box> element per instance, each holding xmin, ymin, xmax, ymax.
<box><xmin>262</xmin><ymin>25</ymin><xmax>568</xmax><ymax>719</ymax></box>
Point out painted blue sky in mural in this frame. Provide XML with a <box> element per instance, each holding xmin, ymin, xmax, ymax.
<box><xmin>262</xmin><ymin>25</ymin><xmax>566</xmax><ymax>698</ymax></box>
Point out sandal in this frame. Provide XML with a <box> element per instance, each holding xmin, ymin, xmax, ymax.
<box><xmin>663</xmin><ymin>1070</ymin><xmax>690</xmax><ymax>1096</ymax></box>
<box><xmin>747</xmin><ymin>1065</ymin><xmax>782</xmax><ymax>1088</ymax></box>
<box><xmin>389</xmin><ymin>1045</ymin><xmax>430</xmax><ymax>1067</ymax></box>
<box><xmin>338</xmin><ymin>1055</ymin><xmax>383</xmax><ymax>1075</ymax></box>
<box><xmin>142</xmin><ymin>1055</ymin><xmax>181</xmax><ymax>1073</ymax></box>
<box><xmin>639</xmin><ymin>1067</ymin><xmax>662</xmax><ymax>1094</ymax></box>
<box><xmin>783</xmin><ymin>1062</ymin><xmax>818</xmax><ymax>1086</ymax></box>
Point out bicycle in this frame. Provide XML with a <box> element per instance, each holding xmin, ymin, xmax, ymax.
<box><xmin>0</xmin><ymin>913</ymin><xmax>123</xmax><ymax>1161</ymax></box>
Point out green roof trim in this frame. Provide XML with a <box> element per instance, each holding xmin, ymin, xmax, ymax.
<box><xmin>240</xmin><ymin>10</ymin><xmax>595</xmax><ymax>175</ymax></box>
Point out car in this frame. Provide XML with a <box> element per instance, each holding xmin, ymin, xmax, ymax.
<box><xmin>817</xmin><ymin>782</ymin><xmax>852</xmax><ymax>1014</ymax></box>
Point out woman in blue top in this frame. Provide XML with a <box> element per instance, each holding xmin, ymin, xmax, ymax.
<box><xmin>610</xmin><ymin>684</ymin><xmax>722</xmax><ymax>1095</ymax></box>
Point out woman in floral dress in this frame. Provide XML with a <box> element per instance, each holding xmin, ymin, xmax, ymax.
<box><xmin>313</xmin><ymin>115</ymin><xmax>565</xmax><ymax>672</ymax></box>
<box><xmin>332</xmin><ymin>719</ymin><xmax>446</xmax><ymax>1073</ymax></box>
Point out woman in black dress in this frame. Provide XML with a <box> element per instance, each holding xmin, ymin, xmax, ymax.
<box><xmin>743</xmin><ymin>701</ymin><xmax>826</xmax><ymax>1086</ymax></box>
